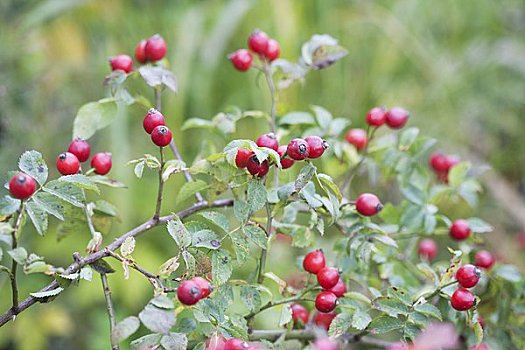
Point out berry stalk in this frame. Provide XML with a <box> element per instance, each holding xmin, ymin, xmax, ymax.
<box><xmin>100</xmin><ymin>273</ymin><xmax>120</xmax><ymax>350</ymax></box>
<box><xmin>9</xmin><ymin>201</ymin><xmax>26</xmax><ymax>314</ymax></box>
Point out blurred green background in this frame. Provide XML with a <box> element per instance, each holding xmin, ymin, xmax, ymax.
<box><xmin>0</xmin><ymin>0</ymin><xmax>524</xmax><ymax>349</ymax></box>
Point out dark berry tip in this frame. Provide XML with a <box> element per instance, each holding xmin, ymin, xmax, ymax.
<box><xmin>59</xmin><ymin>153</ymin><xmax>67</xmax><ymax>159</ymax></box>
<box><xmin>376</xmin><ymin>203</ymin><xmax>384</xmax><ymax>212</ymax></box>
<box><xmin>322</xmin><ymin>140</ymin><xmax>330</xmax><ymax>149</ymax></box>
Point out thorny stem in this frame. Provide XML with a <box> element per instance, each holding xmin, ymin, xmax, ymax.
<box><xmin>10</xmin><ymin>202</ymin><xmax>26</xmax><ymax>314</ymax></box>
<box><xmin>341</xmin><ymin>126</ymin><xmax>377</xmax><ymax>194</ymax></box>
<box><xmin>100</xmin><ymin>274</ymin><xmax>120</xmax><ymax>350</ymax></box>
<box><xmin>154</xmin><ymin>146</ymin><xmax>165</xmax><ymax>220</ymax></box>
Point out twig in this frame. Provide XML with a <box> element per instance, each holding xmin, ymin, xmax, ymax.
<box><xmin>100</xmin><ymin>274</ymin><xmax>120</xmax><ymax>350</ymax></box>
<box><xmin>256</xmin><ymin>201</ymin><xmax>273</xmax><ymax>284</ymax></box>
<box><xmin>0</xmin><ymin>198</ymin><xmax>233</xmax><ymax>327</ymax></box>
<box><xmin>262</xmin><ymin>62</ymin><xmax>277</xmax><ymax>133</ymax></box>
<box><xmin>341</xmin><ymin>126</ymin><xmax>376</xmax><ymax>194</ymax></box>
<box><xmin>9</xmin><ymin>202</ymin><xmax>26</xmax><ymax>314</ymax></box>
<box><xmin>154</xmin><ymin>146</ymin><xmax>165</xmax><ymax>219</ymax></box>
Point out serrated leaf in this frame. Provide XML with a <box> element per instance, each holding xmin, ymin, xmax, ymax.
<box><xmin>328</xmin><ymin>313</ymin><xmax>352</xmax><ymax>337</ymax></box>
<box><xmin>398</xmin><ymin>127</ymin><xmax>420</xmax><ymax>149</ymax></box>
<box><xmin>121</xmin><ymin>236</ymin><xmax>135</xmax><ymax>257</ymax></box>
<box><xmin>495</xmin><ymin>264</ymin><xmax>522</xmax><ymax>282</ymax></box>
<box><xmin>80</xmin><ymin>267</ymin><xmax>93</xmax><ymax>281</ymax></box>
<box><xmin>176</xmin><ymin>180</ymin><xmax>208</xmax><ymax>204</ymax></box>
<box><xmin>93</xmin><ymin>200</ymin><xmax>118</xmax><ymax>217</ymax></box>
<box><xmin>31</xmin><ymin>192</ymin><xmax>65</xmax><ymax>220</ymax></box>
<box><xmin>130</xmin><ymin>334</ymin><xmax>162</xmax><ymax>350</ymax></box>
<box><xmin>73</xmin><ymin>98</ymin><xmax>117</xmax><ymax>140</ymax></box>
<box><xmin>295</xmin><ymin>163</ymin><xmax>317</xmax><ymax>193</ymax></box>
<box><xmin>315</xmin><ymin>173</ymin><xmax>342</xmax><ymax>202</ymax></box>
<box><xmin>90</xmin><ymin>175</ymin><xmax>126</xmax><ymax>188</ymax></box>
<box><xmin>368</xmin><ymin>315</ymin><xmax>404</xmax><ymax>334</ymax></box>
<box><xmin>181</xmin><ymin>118</ymin><xmax>215</xmax><ymax>130</ymax></box>
<box><xmin>112</xmin><ymin>316</ymin><xmax>140</xmax><ymax>343</ymax></box>
<box><xmin>90</xmin><ymin>259</ymin><xmax>115</xmax><ymax>274</ymax></box>
<box><xmin>279</xmin><ymin>111</ymin><xmax>315</xmax><ymax>125</ymax></box>
<box><xmin>211</xmin><ymin>249</ymin><xmax>232</xmax><ymax>285</ymax></box>
<box><xmin>43</xmin><ymin>180</ymin><xmax>85</xmax><ymax>207</ymax></box>
<box><xmin>448</xmin><ymin>162</ymin><xmax>470</xmax><ymax>188</ymax></box>
<box><xmin>311</xmin><ymin>105</ymin><xmax>333</xmax><ymax>127</ymax></box>
<box><xmin>161</xmin><ymin>333</ymin><xmax>188</xmax><ymax>350</ymax></box>
<box><xmin>58</xmin><ymin>174</ymin><xmax>99</xmax><ymax>193</ymax></box>
<box><xmin>345</xmin><ymin>292</ymin><xmax>372</xmax><ymax>305</ymax></box>
<box><xmin>26</xmin><ymin>200</ymin><xmax>48</xmax><ymax>235</ymax></box>
<box><xmin>139</xmin><ymin>305</ymin><xmax>176</xmax><ymax>334</ymax></box>
<box><xmin>247</xmin><ymin>179</ymin><xmax>267</xmax><ymax>213</ymax></box>
<box><xmin>139</xmin><ymin>66</ymin><xmax>177</xmax><ymax>93</ymax></box>
<box><xmin>473</xmin><ymin>321</ymin><xmax>484</xmax><ymax>345</ymax></box>
<box><xmin>373</xmin><ymin>297</ymin><xmax>410</xmax><ymax>317</ymax></box>
<box><xmin>240</xmin><ymin>285</ymin><xmax>262</xmax><ymax>313</ymax></box>
<box><xmin>413</xmin><ymin>303</ymin><xmax>442</xmax><ymax>320</ymax></box>
<box><xmin>467</xmin><ymin>217</ymin><xmax>493</xmax><ymax>234</ymax></box>
<box><xmin>134</xmin><ymin>161</ymin><xmax>145</xmax><ymax>178</ymax></box>
<box><xmin>230</xmin><ymin>230</ymin><xmax>249</xmax><ymax>264</ymax></box>
<box><xmin>372</xmin><ymin>235</ymin><xmax>398</xmax><ymax>248</ymax></box>
<box><xmin>162</xmin><ymin>160</ymin><xmax>187</xmax><ymax>182</ymax></box>
<box><xmin>0</xmin><ymin>196</ymin><xmax>21</xmax><ymax>215</ymax></box>
<box><xmin>387</xmin><ymin>287</ymin><xmax>412</xmax><ymax>307</ymax></box>
<box><xmin>197</xmin><ymin>211</ymin><xmax>229</xmax><ymax>234</ymax></box>
<box><xmin>151</xmin><ymin>295</ymin><xmax>175</xmax><ymax>309</ymax></box>
<box><xmin>8</xmin><ymin>247</ymin><xmax>28</xmax><ymax>265</ymax></box>
<box><xmin>30</xmin><ymin>287</ymin><xmax>64</xmax><ymax>299</ymax></box>
<box><xmin>279</xmin><ymin>304</ymin><xmax>293</xmax><ymax>327</ymax></box>
<box><xmin>243</xmin><ymin>225</ymin><xmax>268</xmax><ymax>250</ymax></box>
<box><xmin>352</xmin><ymin>310</ymin><xmax>372</xmax><ymax>330</ymax></box>
<box><xmin>234</xmin><ymin>200</ymin><xmax>251</xmax><ymax>223</ymax></box>
<box><xmin>158</xmin><ymin>256</ymin><xmax>180</xmax><ymax>279</ymax></box>
<box><xmin>0</xmin><ymin>222</ymin><xmax>14</xmax><ymax>235</ymax></box>
<box><xmin>19</xmin><ymin>150</ymin><xmax>47</xmax><ymax>185</ymax></box>
<box><xmin>167</xmin><ymin>216</ymin><xmax>191</xmax><ymax>248</ymax></box>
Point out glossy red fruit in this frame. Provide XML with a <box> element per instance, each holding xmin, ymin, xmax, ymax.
<box><xmin>177</xmin><ymin>280</ymin><xmax>202</xmax><ymax>305</ymax></box>
<box><xmin>256</xmin><ymin>133</ymin><xmax>279</xmax><ymax>151</ymax></box>
<box><xmin>313</xmin><ymin>338</ymin><xmax>340</xmax><ymax>350</ymax></box>
<box><xmin>229</xmin><ymin>49</ymin><xmax>253</xmax><ymax>72</ymax></box>
<box><xmin>287</xmin><ymin>138</ymin><xmax>310</xmax><ymax>160</ymax></box>
<box><xmin>90</xmin><ymin>152</ymin><xmax>112</xmax><ymax>175</ymax></box>
<box><xmin>429</xmin><ymin>152</ymin><xmax>449</xmax><ymax>173</ymax></box>
<box><xmin>56</xmin><ymin>152</ymin><xmax>80</xmax><ymax>175</ymax></box>
<box><xmin>68</xmin><ymin>139</ymin><xmax>91</xmax><ymax>162</ymax></box>
<box><xmin>143</xmin><ymin>108</ymin><xmax>166</xmax><ymax>134</ymax></box>
<box><xmin>366</xmin><ymin>106</ymin><xmax>387</xmax><ymax>127</ymax></box>
<box><xmin>9</xmin><ymin>173</ymin><xmax>37</xmax><ymax>200</ymax></box>
<box><xmin>456</xmin><ymin>264</ymin><xmax>481</xmax><ymax>288</ymax></box>
<box><xmin>264</xmin><ymin>39</ymin><xmax>280</xmax><ymax>61</ymax></box>
<box><xmin>385</xmin><ymin>107</ymin><xmax>409</xmax><ymax>129</ymax></box>
<box><xmin>418</xmin><ymin>239</ymin><xmax>438</xmax><ymax>260</ymax></box>
<box><xmin>303</xmin><ymin>250</ymin><xmax>326</xmax><ymax>274</ymax></box>
<box><xmin>290</xmin><ymin>303</ymin><xmax>309</xmax><ymax>326</ymax></box>
<box><xmin>328</xmin><ymin>278</ymin><xmax>347</xmax><ymax>297</ymax></box>
<box><xmin>305</xmin><ymin>136</ymin><xmax>328</xmax><ymax>159</ymax></box>
<box><xmin>192</xmin><ymin>276</ymin><xmax>213</xmax><ymax>299</ymax></box>
<box><xmin>135</xmin><ymin>39</ymin><xmax>147</xmax><ymax>63</ymax></box>
<box><xmin>314</xmin><ymin>311</ymin><xmax>336</xmax><ymax>330</ymax></box>
<box><xmin>277</xmin><ymin>145</ymin><xmax>294</xmax><ymax>169</ymax></box>
<box><xmin>145</xmin><ymin>34</ymin><xmax>167</xmax><ymax>61</ymax></box>
<box><xmin>315</xmin><ymin>291</ymin><xmax>338</xmax><ymax>313</ymax></box>
<box><xmin>355</xmin><ymin>193</ymin><xmax>383</xmax><ymax>216</ymax></box>
<box><xmin>247</xmin><ymin>30</ymin><xmax>269</xmax><ymax>54</ymax></box>
<box><xmin>450</xmin><ymin>288</ymin><xmax>475</xmax><ymax>311</ymax></box>
<box><xmin>206</xmin><ymin>333</ymin><xmax>226</xmax><ymax>350</ymax></box>
<box><xmin>444</xmin><ymin>155</ymin><xmax>460</xmax><ymax>171</ymax></box>
<box><xmin>110</xmin><ymin>54</ymin><xmax>133</xmax><ymax>74</ymax></box>
<box><xmin>235</xmin><ymin>149</ymin><xmax>253</xmax><ymax>168</ymax></box>
<box><xmin>474</xmin><ymin>250</ymin><xmax>495</xmax><ymax>269</ymax></box>
<box><xmin>151</xmin><ymin>125</ymin><xmax>173</xmax><ymax>147</ymax></box>
<box><xmin>345</xmin><ymin>128</ymin><xmax>368</xmax><ymax>151</ymax></box>
<box><xmin>224</xmin><ymin>338</ymin><xmax>249</xmax><ymax>350</ymax></box>
<box><xmin>449</xmin><ymin>219</ymin><xmax>471</xmax><ymax>241</ymax></box>
<box><xmin>246</xmin><ymin>155</ymin><xmax>269</xmax><ymax>177</ymax></box>
<box><xmin>317</xmin><ymin>266</ymin><xmax>340</xmax><ymax>290</ymax></box>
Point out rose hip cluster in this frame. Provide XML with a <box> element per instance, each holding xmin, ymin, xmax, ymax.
<box><xmin>429</xmin><ymin>151</ymin><xmax>460</xmax><ymax>183</ymax></box>
<box><xmin>57</xmin><ymin>139</ymin><xmax>112</xmax><ymax>176</ymax></box>
<box><xmin>235</xmin><ymin>133</ymin><xmax>328</xmax><ymax>177</ymax></box>
<box><xmin>205</xmin><ymin>335</ymin><xmax>265</xmax><ymax>350</ymax></box>
<box><xmin>176</xmin><ymin>276</ymin><xmax>213</xmax><ymax>306</ymax></box>
<box><xmin>143</xmin><ymin>108</ymin><xmax>173</xmax><ymax>147</ymax></box>
<box><xmin>109</xmin><ymin>34</ymin><xmax>167</xmax><ymax>74</ymax></box>
<box><xmin>229</xmin><ymin>30</ymin><xmax>280</xmax><ymax>72</ymax></box>
<box><xmin>450</xmin><ymin>263</ymin><xmax>482</xmax><ymax>312</ymax></box>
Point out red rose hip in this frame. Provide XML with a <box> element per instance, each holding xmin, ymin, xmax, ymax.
<box><xmin>247</xmin><ymin>30</ymin><xmax>269</xmax><ymax>54</ymax></box>
<box><xmin>145</xmin><ymin>34</ymin><xmax>167</xmax><ymax>61</ymax></box>
<box><xmin>314</xmin><ymin>311</ymin><xmax>336</xmax><ymax>330</ymax></box>
<box><xmin>143</xmin><ymin>108</ymin><xmax>166</xmax><ymax>134</ymax></box>
<box><xmin>224</xmin><ymin>339</ymin><xmax>249</xmax><ymax>350</ymax></box>
<box><xmin>366</xmin><ymin>106</ymin><xmax>387</xmax><ymax>127</ymax></box>
<box><xmin>314</xmin><ymin>338</ymin><xmax>340</xmax><ymax>350</ymax></box>
<box><xmin>444</xmin><ymin>155</ymin><xmax>460</xmax><ymax>171</ymax></box>
<box><xmin>264</xmin><ymin>39</ymin><xmax>280</xmax><ymax>61</ymax></box>
<box><xmin>68</xmin><ymin>139</ymin><xmax>91</xmax><ymax>162</ymax></box>
<box><xmin>177</xmin><ymin>280</ymin><xmax>202</xmax><ymax>305</ymax></box>
<box><xmin>315</xmin><ymin>291</ymin><xmax>338</xmax><ymax>313</ymax></box>
<box><xmin>56</xmin><ymin>152</ymin><xmax>80</xmax><ymax>175</ymax></box>
<box><xmin>246</xmin><ymin>155</ymin><xmax>269</xmax><ymax>177</ymax></box>
<box><xmin>192</xmin><ymin>276</ymin><xmax>213</xmax><ymax>299</ymax></box>
<box><xmin>256</xmin><ymin>133</ymin><xmax>279</xmax><ymax>151</ymax></box>
<box><xmin>9</xmin><ymin>173</ymin><xmax>37</xmax><ymax>200</ymax></box>
<box><xmin>151</xmin><ymin>125</ymin><xmax>173</xmax><ymax>147</ymax></box>
<box><xmin>303</xmin><ymin>250</ymin><xmax>326</xmax><ymax>274</ymax></box>
<box><xmin>345</xmin><ymin>128</ymin><xmax>368</xmax><ymax>151</ymax></box>
<box><xmin>429</xmin><ymin>152</ymin><xmax>449</xmax><ymax>173</ymax></box>
<box><xmin>418</xmin><ymin>239</ymin><xmax>438</xmax><ymax>260</ymax></box>
<box><xmin>229</xmin><ymin>49</ymin><xmax>253</xmax><ymax>72</ymax></box>
<box><xmin>91</xmin><ymin>152</ymin><xmax>112</xmax><ymax>175</ymax></box>
<box><xmin>235</xmin><ymin>149</ymin><xmax>253</xmax><ymax>168</ymax></box>
<box><xmin>474</xmin><ymin>250</ymin><xmax>495</xmax><ymax>269</ymax></box>
<box><xmin>305</xmin><ymin>136</ymin><xmax>328</xmax><ymax>159</ymax></box>
<box><xmin>385</xmin><ymin>107</ymin><xmax>409</xmax><ymax>129</ymax></box>
<box><xmin>135</xmin><ymin>39</ymin><xmax>147</xmax><ymax>63</ymax></box>
<box><xmin>328</xmin><ymin>278</ymin><xmax>347</xmax><ymax>297</ymax></box>
<box><xmin>449</xmin><ymin>219</ymin><xmax>471</xmax><ymax>241</ymax></box>
<box><xmin>456</xmin><ymin>264</ymin><xmax>481</xmax><ymax>288</ymax></box>
<box><xmin>290</xmin><ymin>303</ymin><xmax>309</xmax><ymax>325</ymax></box>
<box><xmin>317</xmin><ymin>266</ymin><xmax>340</xmax><ymax>289</ymax></box>
<box><xmin>277</xmin><ymin>145</ymin><xmax>294</xmax><ymax>169</ymax></box>
<box><xmin>450</xmin><ymin>288</ymin><xmax>475</xmax><ymax>311</ymax></box>
<box><xmin>355</xmin><ymin>193</ymin><xmax>383</xmax><ymax>216</ymax></box>
<box><xmin>287</xmin><ymin>138</ymin><xmax>310</xmax><ymax>160</ymax></box>
<box><xmin>110</xmin><ymin>54</ymin><xmax>133</xmax><ymax>74</ymax></box>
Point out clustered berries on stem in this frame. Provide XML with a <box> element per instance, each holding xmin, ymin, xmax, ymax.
<box><xmin>229</xmin><ymin>29</ymin><xmax>281</xmax><ymax>72</ymax></box>
<box><xmin>176</xmin><ymin>276</ymin><xmax>213</xmax><ymax>306</ymax></box>
<box><xmin>364</xmin><ymin>106</ymin><xmax>409</xmax><ymax>129</ymax></box>
<box><xmin>142</xmin><ymin>108</ymin><xmax>173</xmax><ymax>147</ymax></box>
<box><xmin>108</xmin><ymin>34</ymin><xmax>167</xmax><ymax>76</ymax></box>
<box><xmin>56</xmin><ymin>139</ymin><xmax>112</xmax><ymax>176</ymax></box>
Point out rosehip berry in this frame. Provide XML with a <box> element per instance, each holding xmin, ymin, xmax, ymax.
<box><xmin>145</xmin><ymin>34</ymin><xmax>167</xmax><ymax>61</ymax></box>
<box><xmin>68</xmin><ymin>139</ymin><xmax>91</xmax><ymax>163</ymax></box>
<box><xmin>224</xmin><ymin>339</ymin><xmax>249</xmax><ymax>350</ymax></box>
<box><xmin>277</xmin><ymin>145</ymin><xmax>294</xmax><ymax>169</ymax></box>
<box><xmin>315</xmin><ymin>291</ymin><xmax>338</xmax><ymax>313</ymax></box>
<box><xmin>449</xmin><ymin>219</ymin><xmax>471</xmax><ymax>241</ymax></box>
<box><xmin>56</xmin><ymin>152</ymin><xmax>80</xmax><ymax>175</ymax></box>
<box><xmin>90</xmin><ymin>152</ymin><xmax>112</xmax><ymax>175</ymax></box>
<box><xmin>385</xmin><ymin>107</ymin><xmax>409</xmax><ymax>129</ymax></box>
<box><xmin>287</xmin><ymin>138</ymin><xmax>310</xmax><ymax>161</ymax></box>
<box><xmin>246</xmin><ymin>155</ymin><xmax>269</xmax><ymax>177</ymax></box>
<box><xmin>9</xmin><ymin>173</ymin><xmax>37</xmax><ymax>200</ymax></box>
<box><xmin>456</xmin><ymin>264</ymin><xmax>481</xmax><ymax>288</ymax></box>
<box><xmin>143</xmin><ymin>108</ymin><xmax>166</xmax><ymax>134</ymax></box>
<box><xmin>444</xmin><ymin>155</ymin><xmax>460</xmax><ymax>171</ymax></box>
<box><xmin>303</xmin><ymin>249</ymin><xmax>326</xmax><ymax>274</ymax></box>
<box><xmin>256</xmin><ymin>133</ymin><xmax>279</xmax><ymax>151</ymax></box>
<box><xmin>314</xmin><ymin>311</ymin><xmax>336</xmax><ymax>330</ymax></box>
<box><xmin>450</xmin><ymin>287</ymin><xmax>476</xmax><ymax>311</ymax></box>
<box><xmin>151</xmin><ymin>125</ymin><xmax>173</xmax><ymax>147</ymax></box>
<box><xmin>429</xmin><ymin>152</ymin><xmax>449</xmax><ymax>173</ymax></box>
<box><xmin>192</xmin><ymin>276</ymin><xmax>213</xmax><ymax>299</ymax></box>
<box><xmin>177</xmin><ymin>280</ymin><xmax>202</xmax><ymax>305</ymax></box>
<box><xmin>327</xmin><ymin>278</ymin><xmax>347</xmax><ymax>297</ymax></box>
<box><xmin>366</xmin><ymin>106</ymin><xmax>387</xmax><ymax>127</ymax></box>
<box><xmin>469</xmin><ymin>344</ymin><xmax>489</xmax><ymax>350</ymax></box>
<box><xmin>109</xmin><ymin>54</ymin><xmax>133</xmax><ymax>74</ymax></box>
<box><xmin>305</xmin><ymin>136</ymin><xmax>328</xmax><ymax>159</ymax></box>
<box><xmin>474</xmin><ymin>250</ymin><xmax>495</xmax><ymax>269</ymax></box>
<box><xmin>418</xmin><ymin>239</ymin><xmax>438</xmax><ymax>260</ymax></box>
<box><xmin>135</xmin><ymin>39</ymin><xmax>147</xmax><ymax>63</ymax></box>
<box><xmin>317</xmin><ymin>266</ymin><xmax>340</xmax><ymax>290</ymax></box>
<box><xmin>313</xmin><ymin>338</ymin><xmax>340</xmax><ymax>350</ymax></box>
<box><xmin>290</xmin><ymin>303</ymin><xmax>309</xmax><ymax>326</ymax></box>
<box><xmin>235</xmin><ymin>149</ymin><xmax>253</xmax><ymax>168</ymax></box>
<box><xmin>229</xmin><ymin>49</ymin><xmax>253</xmax><ymax>72</ymax></box>
<box><xmin>355</xmin><ymin>193</ymin><xmax>383</xmax><ymax>216</ymax></box>
<box><xmin>264</xmin><ymin>39</ymin><xmax>280</xmax><ymax>61</ymax></box>
<box><xmin>345</xmin><ymin>128</ymin><xmax>368</xmax><ymax>151</ymax></box>
<box><xmin>247</xmin><ymin>30</ymin><xmax>269</xmax><ymax>54</ymax></box>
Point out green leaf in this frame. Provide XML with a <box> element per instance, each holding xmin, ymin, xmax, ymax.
<box><xmin>295</xmin><ymin>163</ymin><xmax>317</xmax><ymax>193</ymax></box>
<box><xmin>495</xmin><ymin>264</ymin><xmax>522</xmax><ymax>282</ymax></box>
<box><xmin>176</xmin><ymin>180</ymin><xmax>208</xmax><ymax>204</ymax></box>
<box><xmin>345</xmin><ymin>292</ymin><xmax>372</xmax><ymax>305</ymax></box>
<box><xmin>93</xmin><ymin>200</ymin><xmax>118</xmax><ymax>217</ymax></box>
<box><xmin>138</xmin><ymin>66</ymin><xmax>177</xmax><ymax>92</ymax></box>
<box><xmin>240</xmin><ymin>285</ymin><xmax>262</xmax><ymax>313</ymax></box>
<box><xmin>151</xmin><ymin>295</ymin><xmax>175</xmax><ymax>310</ymax></box>
<box><xmin>181</xmin><ymin>118</ymin><xmax>214</xmax><ymax>130</ymax></box>
<box><xmin>230</xmin><ymin>230</ymin><xmax>249</xmax><ymax>264</ymax></box>
<box><xmin>352</xmin><ymin>310</ymin><xmax>372</xmax><ymax>330</ymax></box>
<box><xmin>134</xmin><ymin>161</ymin><xmax>145</xmax><ymax>178</ymax></box>
<box><xmin>448</xmin><ymin>162</ymin><xmax>470</xmax><ymax>187</ymax></box>
<box><xmin>162</xmin><ymin>160</ymin><xmax>187</xmax><ymax>182</ymax></box>
<box><xmin>8</xmin><ymin>247</ymin><xmax>28</xmax><ymax>265</ymax></box>
<box><xmin>243</xmin><ymin>225</ymin><xmax>268</xmax><ymax>250</ymax></box>
<box><xmin>373</xmin><ymin>297</ymin><xmax>410</xmax><ymax>317</ymax></box>
<box><xmin>400</xmin><ymin>183</ymin><xmax>426</xmax><ymax>205</ymax></box>
<box><xmin>368</xmin><ymin>315</ymin><xmax>404</xmax><ymax>334</ymax></box>
<box><xmin>212</xmin><ymin>249</ymin><xmax>232</xmax><ymax>285</ymax></box>
<box><xmin>278</xmin><ymin>111</ymin><xmax>315</xmax><ymax>125</ymax></box>
<box><xmin>328</xmin><ymin>313</ymin><xmax>352</xmax><ymax>337</ymax></box>
<box><xmin>315</xmin><ymin>173</ymin><xmax>342</xmax><ymax>202</ymax></box>
<box><xmin>161</xmin><ymin>333</ymin><xmax>188</xmax><ymax>350</ymax></box>
<box><xmin>167</xmin><ymin>216</ymin><xmax>191</xmax><ymax>248</ymax></box>
<box><xmin>26</xmin><ymin>200</ymin><xmax>48</xmax><ymax>235</ymax></box>
<box><xmin>192</xmin><ymin>229</ymin><xmax>221</xmax><ymax>250</ymax></box>
<box><xmin>121</xmin><ymin>236</ymin><xmax>135</xmax><ymax>257</ymax></box>
<box><xmin>18</xmin><ymin>150</ymin><xmax>47</xmax><ymax>185</ymax></box>
<box><xmin>182</xmin><ymin>251</ymin><xmax>195</xmax><ymax>275</ymax></box>
<box><xmin>43</xmin><ymin>180</ymin><xmax>85</xmax><ymax>207</ymax></box>
<box><xmin>197</xmin><ymin>211</ymin><xmax>230</xmax><ymax>234</ymax></box>
<box><xmin>247</xmin><ymin>179</ymin><xmax>267</xmax><ymax>213</ymax></box>
<box><xmin>58</xmin><ymin>174</ymin><xmax>99</xmax><ymax>193</ymax></box>
<box><xmin>90</xmin><ymin>175</ymin><xmax>126</xmax><ymax>188</ymax></box>
<box><xmin>158</xmin><ymin>256</ymin><xmax>180</xmax><ymax>279</ymax></box>
<box><xmin>398</xmin><ymin>127</ymin><xmax>420</xmax><ymax>149</ymax></box>
<box><xmin>31</xmin><ymin>192</ymin><xmax>65</xmax><ymax>220</ymax></box>
<box><xmin>473</xmin><ymin>321</ymin><xmax>484</xmax><ymax>345</ymax></box>
<box><xmin>233</xmin><ymin>200</ymin><xmax>251</xmax><ymax>223</ymax></box>
<box><xmin>387</xmin><ymin>287</ymin><xmax>412</xmax><ymax>307</ymax></box>
<box><xmin>30</xmin><ymin>287</ymin><xmax>64</xmax><ymax>299</ymax></box>
<box><xmin>90</xmin><ymin>259</ymin><xmax>115</xmax><ymax>274</ymax></box>
<box><xmin>138</xmin><ymin>305</ymin><xmax>176</xmax><ymax>334</ymax></box>
<box><xmin>467</xmin><ymin>217</ymin><xmax>493</xmax><ymax>234</ymax></box>
<box><xmin>413</xmin><ymin>303</ymin><xmax>442</xmax><ymax>320</ymax></box>
<box><xmin>278</xmin><ymin>304</ymin><xmax>293</xmax><ymax>327</ymax></box>
<box><xmin>311</xmin><ymin>105</ymin><xmax>333</xmax><ymax>127</ymax></box>
<box><xmin>0</xmin><ymin>222</ymin><xmax>14</xmax><ymax>235</ymax></box>
<box><xmin>0</xmin><ymin>196</ymin><xmax>21</xmax><ymax>215</ymax></box>
<box><xmin>73</xmin><ymin>98</ymin><xmax>117</xmax><ymax>140</ymax></box>
<box><xmin>112</xmin><ymin>316</ymin><xmax>140</xmax><ymax>344</ymax></box>
<box><xmin>130</xmin><ymin>334</ymin><xmax>162</xmax><ymax>350</ymax></box>
<box><xmin>79</xmin><ymin>267</ymin><xmax>93</xmax><ymax>281</ymax></box>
